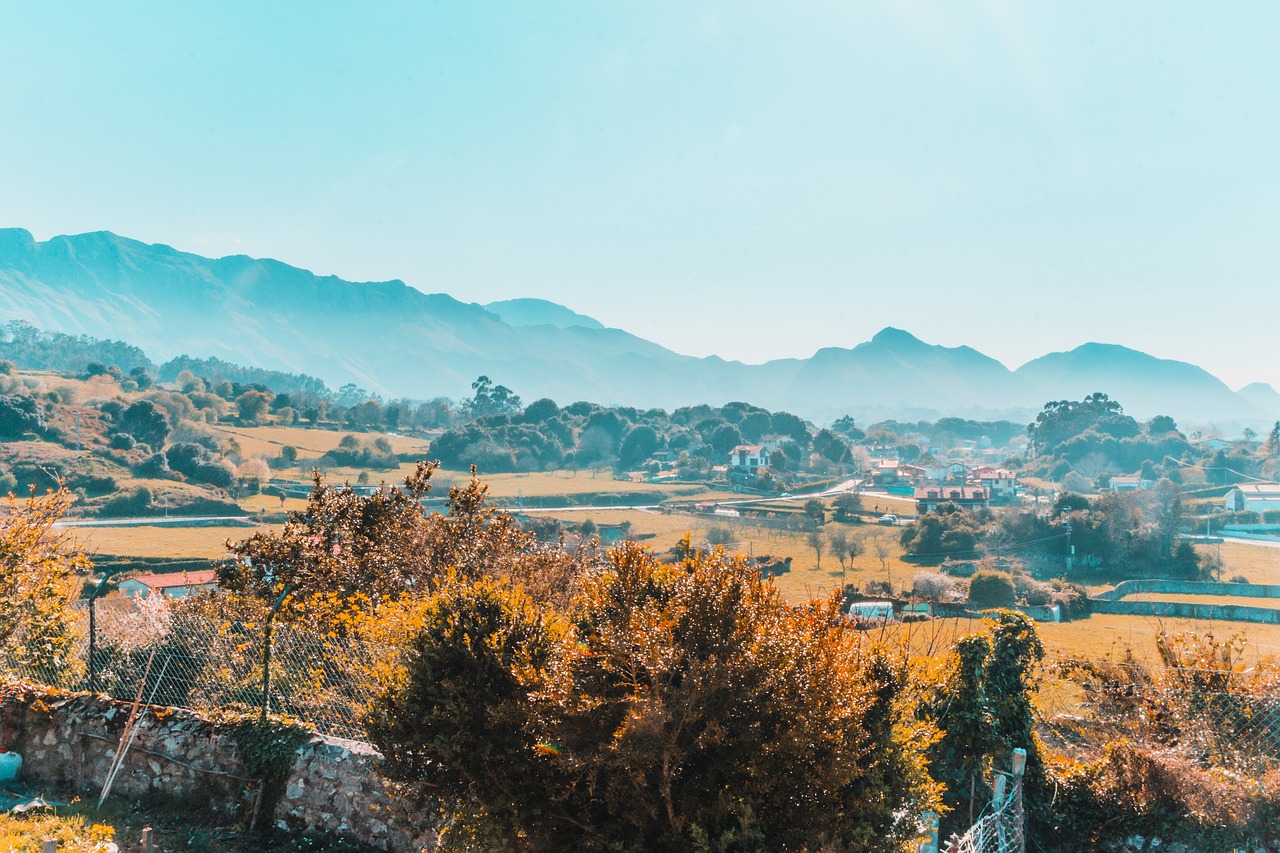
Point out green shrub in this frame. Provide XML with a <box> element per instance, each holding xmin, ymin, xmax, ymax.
<box><xmin>968</xmin><ymin>570</ymin><xmax>1016</xmax><ymax>608</ymax></box>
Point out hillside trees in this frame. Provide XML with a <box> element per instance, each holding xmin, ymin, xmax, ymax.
<box><xmin>369</xmin><ymin>542</ymin><xmax>941</xmax><ymax>851</ymax></box>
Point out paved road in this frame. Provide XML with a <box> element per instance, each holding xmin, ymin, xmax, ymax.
<box><xmin>54</xmin><ymin>515</ymin><xmax>258</xmax><ymax>528</ymax></box>
<box><xmin>1221</xmin><ymin>535</ymin><xmax>1280</xmax><ymax>550</ymax></box>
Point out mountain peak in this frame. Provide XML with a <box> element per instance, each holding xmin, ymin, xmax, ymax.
<box><xmin>868</xmin><ymin>327</ymin><xmax>925</xmax><ymax>347</ymax></box>
<box><xmin>483</xmin><ymin>298</ymin><xmax>604</xmax><ymax>330</ymax></box>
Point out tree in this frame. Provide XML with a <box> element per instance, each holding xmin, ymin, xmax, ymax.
<box><xmin>0</xmin><ymin>487</ymin><xmax>87</xmax><ymax>675</ymax></box>
<box><xmin>116</xmin><ymin>399</ymin><xmax>170</xmax><ymax>449</ymax></box>
<box><xmin>618</xmin><ymin>425</ymin><xmax>660</xmax><ymax>469</ymax></box>
<box><xmin>812</xmin><ymin>428</ymin><xmax>850</xmax><ymax>463</ymax></box>
<box><xmin>238</xmin><ymin>458</ymin><xmax>271</xmax><ymax>489</ymax></box>
<box><xmin>829</xmin><ymin>529</ymin><xmax>850</xmax><ymax>571</ymax></box>
<box><xmin>1148</xmin><ymin>478</ymin><xmax>1186</xmax><ymax>558</ymax></box>
<box><xmin>804</xmin><ymin>498</ymin><xmax>826</xmax><ymax>525</ymax></box>
<box><xmin>466</xmin><ymin>376</ymin><xmax>522</xmax><ymax>420</ymax></box>
<box><xmin>369</xmin><ymin>542</ymin><xmax>941</xmax><ymax>850</ymax></box>
<box><xmin>899</xmin><ymin>503</ymin><xmax>982</xmax><ymax>564</ymax></box>
<box><xmin>912</xmin><ymin>571</ymin><xmax>959</xmax><ymax>603</ymax></box>
<box><xmin>709</xmin><ymin>423</ymin><xmax>743</xmax><ymax>456</ymax></box>
<box><xmin>832</xmin><ymin>492</ymin><xmax>863</xmax><ymax>521</ymax></box>
<box><xmin>523</xmin><ymin>398</ymin><xmax>560</xmax><ymax>422</ymax></box>
<box><xmin>1267</xmin><ymin>421</ymin><xmax>1280</xmax><ymax>458</ymax></box>
<box><xmin>0</xmin><ymin>394</ymin><xmax>45</xmax><ymax>439</ymax></box>
<box><xmin>807</xmin><ymin>528</ymin><xmax>824</xmax><ymax>569</ymax></box>
<box><xmin>236</xmin><ymin>389</ymin><xmax>272</xmax><ymax>423</ymax></box>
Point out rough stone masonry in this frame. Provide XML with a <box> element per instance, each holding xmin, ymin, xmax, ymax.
<box><xmin>0</xmin><ymin>683</ymin><xmax>434</xmax><ymax>850</ymax></box>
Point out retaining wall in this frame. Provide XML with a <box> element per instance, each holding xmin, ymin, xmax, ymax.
<box><xmin>1092</xmin><ymin>579</ymin><xmax>1280</xmax><ymax>601</ymax></box>
<box><xmin>0</xmin><ymin>684</ymin><xmax>433</xmax><ymax>850</ymax></box>
<box><xmin>1089</xmin><ymin>579</ymin><xmax>1280</xmax><ymax>624</ymax></box>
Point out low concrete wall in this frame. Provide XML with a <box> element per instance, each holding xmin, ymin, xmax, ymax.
<box><xmin>1092</xmin><ymin>580</ymin><xmax>1280</xmax><ymax>601</ymax></box>
<box><xmin>0</xmin><ymin>684</ymin><xmax>433</xmax><ymax>850</ymax></box>
<box><xmin>1090</xmin><ymin>598</ymin><xmax>1280</xmax><ymax>624</ymax></box>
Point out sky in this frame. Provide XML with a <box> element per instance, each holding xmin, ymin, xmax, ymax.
<box><xmin>2</xmin><ymin>2</ymin><xmax>1278</xmax><ymax>389</ymax></box>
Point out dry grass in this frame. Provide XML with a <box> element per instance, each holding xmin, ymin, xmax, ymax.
<box><xmin>69</xmin><ymin>524</ymin><xmax>272</xmax><ymax>559</ymax></box>
<box><xmin>1126</xmin><ymin>592</ymin><xmax>1280</xmax><ymax>608</ymax></box>
<box><xmin>1197</xmin><ymin>540</ymin><xmax>1280</xmax><ymax>585</ymax></box>
<box><xmin>207</xmin><ymin>424</ymin><xmax>432</xmax><ymax>459</ymax></box>
<box><xmin>528</xmin><ymin>507</ymin><xmax>916</xmax><ymax>603</ymax></box>
<box><xmin>878</xmin><ymin>612</ymin><xmax>1280</xmax><ymax>665</ymax></box>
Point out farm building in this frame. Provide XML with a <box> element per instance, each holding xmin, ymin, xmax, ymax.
<box><xmin>1224</xmin><ymin>483</ymin><xmax>1280</xmax><ymax>513</ymax></box>
<box><xmin>846</xmin><ymin>601</ymin><xmax>895</xmax><ymax>622</ymax></box>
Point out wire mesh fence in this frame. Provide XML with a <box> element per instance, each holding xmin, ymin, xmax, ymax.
<box><xmin>940</xmin><ymin>757</ymin><xmax>1026</xmax><ymax>853</ymax></box>
<box><xmin>1</xmin><ymin>597</ymin><xmax>401</xmax><ymax>743</ymax></box>
<box><xmin>1034</xmin><ymin>655</ymin><xmax>1280</xmax><ymax>771</ymax></box>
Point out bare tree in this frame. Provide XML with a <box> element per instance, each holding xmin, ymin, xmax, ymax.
<box><xmin>828</xmin><ymin>529</ymin><xmax>850</xmax><ymax>572</ymax></box>
<box><xmin>807</xmin><ymin>529</ymin><xmax>824</xmax><ymax>570</ymax></box>
<box><xmin>868</xmin><ymin>531</ymin><xmax>892</xmax><ymax>586</ymax></box>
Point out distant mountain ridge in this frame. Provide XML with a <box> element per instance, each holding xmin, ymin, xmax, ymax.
<box><xmin>0</xmin><ymin>228</ymin><xmax>1273</xmax><ymax>426</ymax></box>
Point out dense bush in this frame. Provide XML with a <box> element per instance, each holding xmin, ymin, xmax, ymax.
<box><xmin>967</xmin><ymin>570</ymin><xmax>1016</xmax><ymax>608</ymax></box>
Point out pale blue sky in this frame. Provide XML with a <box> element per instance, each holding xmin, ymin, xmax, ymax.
<box><xmin>2</xmin><ymin>2</ymin><xmax>1278</xmax><ymax>389</ymax></box>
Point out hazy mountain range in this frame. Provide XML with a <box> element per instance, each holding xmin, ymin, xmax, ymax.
<box><xmin>0</xmin><ymin>228</ymin><xmax>1274</xmax><ymax>428</ymax></box>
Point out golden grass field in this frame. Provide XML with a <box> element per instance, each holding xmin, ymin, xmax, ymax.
<box><xmin>878</xmin><ymin>612</ymin><xmax>1280</xmax><ymax>665</ymax></box>
<box><xmin>208</xmin><ymin>424</ymin><xmax>432</xmax><ymax>459</ymax></box>
<box><xmin>69</xmin><ymin>523</ymin><xmax>272</xmax><ymax>559</ymax></box>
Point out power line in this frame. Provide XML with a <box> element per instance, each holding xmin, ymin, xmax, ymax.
<box><xmin>1162</xmin><ymin>456</ymin><xmax>1274</xmax><ymax>485</ymax></box>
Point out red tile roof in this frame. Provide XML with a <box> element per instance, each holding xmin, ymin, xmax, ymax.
<box><xmin>126</xmin><ymin>570</ymin><xmax>219</xmax><ymax>589</ymax></box>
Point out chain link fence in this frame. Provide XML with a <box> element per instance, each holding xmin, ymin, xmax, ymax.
<box><xmin>2</xmin><ymin>598</ymin><xmax>401</xmax><ymax>743</ymax></box>
<box><xmin>1034</xmin><ymin>655</ymin><xmax>1280</xmax><ymax>771</ymax></box>
<box><xmin>940</xmin><ymin>756</ymin><xmax>1026</xmax><ymax>853</ymax></box>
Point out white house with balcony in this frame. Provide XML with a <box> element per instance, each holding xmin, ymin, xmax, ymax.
<box><xmin>728</xmin><ymin>444</ymin><xmax>770</xmax><ymax>474</ymax></box>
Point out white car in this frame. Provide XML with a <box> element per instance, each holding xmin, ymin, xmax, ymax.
<box><xmin>878</xmin><ymin>514</ymin><xmax>899</xmax><ymax>525</ymax></box>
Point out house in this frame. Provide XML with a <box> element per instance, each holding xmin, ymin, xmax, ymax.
<box><xmin>926</xmin><ymin>463</ymin><xmax>967</xmax><ymax>482</ymax></box>
<box><xmin>728</xmin><ymin>444</ymin><xmax>770</xmax><ymax>474</ymax></box>
<box><xmin>1224</xmin><ymin>483</ymin><xmax>1280</xmax><ymax>513</ymax></box>
<box><xmin>973</xmin><ymin>468</ymin><xmax>1019</xmax><ymax>502</ymax></box>
<box><xmin>914</xmin><ymin>486</ymin><xmax>990</xmax><ymax>514</ymax></box>
<box><xmin>759</xmin><ymin>435</ymin><xmax>791</xmax><ymax>452</ymax></box>
<box><xmin>118</xmin><ymin>570</ymin><xmax>219</xmax><ymax>600</ymax></box>
<box><xmin>1109</xmin><ymin>475</ymin><xmax>1153</xmax><ymax>492</ymax></box>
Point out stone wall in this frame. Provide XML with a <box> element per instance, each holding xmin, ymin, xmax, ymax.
<box><xmin>0</xmin><ymin>684</ymin><xmax>433</xmax><ymax>850</ymax></box>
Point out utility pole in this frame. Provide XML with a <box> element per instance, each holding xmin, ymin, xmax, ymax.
<box><xmin>1064</xmin><ymin>520</ymin><xmax>1074</xmax><ymax>573</ymax></box>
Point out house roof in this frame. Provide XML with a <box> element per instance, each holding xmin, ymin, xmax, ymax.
<box><xmin>124</xmin><ymin>570</ymin><xmax>219</xmax><ymax>590</ymax></box>
<box><xmin>976</xmin><ymin>469</ymin><xmax>1017</xmax><ymax>480</ymax></box>
<box><xmin>914</xmin><ymin>486</ymin><xmax>988</xmax><ymax>500</ymax></box>
<box><xmin>731</xmin><ymin>445</ymin><xmax>765</xmax><ymax>454</ymax></box>
<box><xmin>1233</xmin><ymin>483</ymin><xmax>1280</xmax><ymax>495</ymax></box>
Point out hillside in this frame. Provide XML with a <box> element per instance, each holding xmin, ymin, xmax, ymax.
<box><xmin>1</xmin><ymin>228</ymin><xmax>1275</xmax><ymax>425</ymax></box>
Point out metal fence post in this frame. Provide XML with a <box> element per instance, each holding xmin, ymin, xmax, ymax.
<box><xmin>261</xmin><ymin>587</ymin><xmax>291</xmax><ymax>724</ymax></box>
<box><xmin>919</xmin><ymin>810</ymin><xmax>940</xmax><ymax>853</ymax></box>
